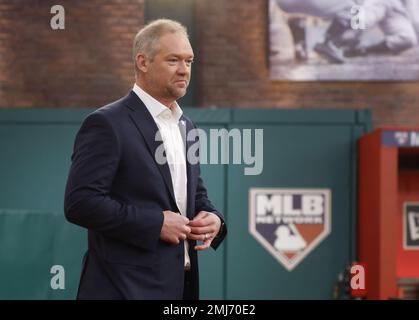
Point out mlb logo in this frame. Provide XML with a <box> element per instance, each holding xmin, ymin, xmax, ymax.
<box><xmin>249</xmin><ymin>188</ymin><xmax>331</xmax><ymax>271</ymax></box>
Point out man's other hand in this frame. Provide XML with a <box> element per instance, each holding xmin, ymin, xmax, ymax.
<box><xmin>188</xmin><ymin>211</ymin><xmax>221</xmax><ymax>251</ymax></box>
<box><xmin>160</xmin><ymin>210</ymin><xmax>191</xmax><ymax>244</ymax></box>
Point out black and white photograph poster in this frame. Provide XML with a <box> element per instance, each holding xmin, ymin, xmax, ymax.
<box><xmin>269</xmin><ymin>0</ymin><xmax>419</xmax><ymax>80</ymax></box>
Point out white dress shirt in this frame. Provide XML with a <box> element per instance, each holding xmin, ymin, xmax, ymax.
<box><xmin>132</xmin><ymin>83</ymin><xmax>190</xmax><ymax>268</ymax></box>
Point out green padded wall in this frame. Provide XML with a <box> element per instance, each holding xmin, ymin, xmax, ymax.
<box><xmin>225</xmin><ymin>110</ymin><xmax>370</xmax><ymax>299</ymax></box>
<box><xmin>0</xmin><ymin>108</ymin><xmax>371</xmax><ymax>299</ymax></box>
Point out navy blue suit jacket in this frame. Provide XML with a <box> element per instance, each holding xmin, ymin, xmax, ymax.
<box><xmin>64</xmin><ymin>91</ymin><xmax>226</xmax><ymax>300</ymax></box>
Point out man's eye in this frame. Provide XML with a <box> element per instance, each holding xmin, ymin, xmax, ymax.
<box><xmin>186</xmin><ymin>60</ymin><xmax>194</xmax><ymax>65</ymax></box>
<box><xmin>168</xmin><ymin>59</ymin><xmax>178</xmax><ymax>64</ymax></box>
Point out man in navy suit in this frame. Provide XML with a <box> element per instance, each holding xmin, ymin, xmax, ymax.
<box><xmin>64</xmin><ymin>19</ymin><xmax>226</xmax><ymax>300</ymax></box>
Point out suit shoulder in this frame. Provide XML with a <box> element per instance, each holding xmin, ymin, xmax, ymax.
<box><xmin>84</xmin><ymin>93</ymin><xmax>131</xmax><ymax>124</ymax></box>
<box><xmin>96</xmin><ymin>94</ymin><xmax>130</xmax><ymax>117</ymax></box>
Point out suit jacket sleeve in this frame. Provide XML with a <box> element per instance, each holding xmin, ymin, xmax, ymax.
<box><xmin>64</xmin><ymin>112</ymin><xmax>163</xmax><ymax>251</ymax></box>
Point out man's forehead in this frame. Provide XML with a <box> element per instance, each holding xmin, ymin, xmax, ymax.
<box><xmin>164</xmin><ymin>51</ymin><xmax>194</xmax><ymax>57</ymax></box>
<box><xmin>157</xmin><ymin>34</ymin><xmax>194</xmax><ymax>56</ymax></box>
<box><xmin>159</xmin><ymin>32</ymin><xmax>191</xmax><ymax>47</ymax></box>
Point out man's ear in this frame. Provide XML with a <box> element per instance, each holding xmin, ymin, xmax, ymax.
<box><xmin>136</xmin><ymin>53</ymin><xmax>148</xmax><ymax>73</ymax></box>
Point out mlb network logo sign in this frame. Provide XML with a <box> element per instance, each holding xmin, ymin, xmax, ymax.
<box><xmin>249</xmin><ymin>188</ymin><xmax>331</xmax><ymax>271</ymax></box>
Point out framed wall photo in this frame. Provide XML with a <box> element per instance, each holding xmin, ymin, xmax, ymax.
<box><xmin>268</xmin><ymin>0</ymin><xmax>419</xmax><ymax>81</ymax></box>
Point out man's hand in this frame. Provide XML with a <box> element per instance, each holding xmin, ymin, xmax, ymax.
<box><xmin>160</xmin><ymin>210</ymin><xmax>191</xmax><ymax>245</ymax></box>
<box><xmin>188</xmin><ymin>211</ymin><xmax>222</xmax><ymax>251</ymax></box>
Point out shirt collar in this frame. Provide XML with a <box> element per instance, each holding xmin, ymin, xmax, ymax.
<box><xmin>132</xmin><ymin>83</ymin><xmax>183</xmax><ymax>123</ymax></box>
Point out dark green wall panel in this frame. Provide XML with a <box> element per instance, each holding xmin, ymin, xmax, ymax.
<box><xmin>0</xmin><ymin>108</ymin><xmax>371</xmax><ymax>299</ymax></box>
<box><xmin>195</xmin><ymin>124</ymin><xmax>227</xmax><ymax>300</ymax></box>
<box><xmin>0</xmin><ymin>210</ymin><xmax>85</xmax><ymax>299</ymax></box>
<box><xmin>225</xmin><ymin>125</ymin><xmax>353</xmax><ymax>299</ymax></box>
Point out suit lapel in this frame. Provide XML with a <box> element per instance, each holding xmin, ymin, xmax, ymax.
<box><xmin>124</xmin><ymin>91</ymin><xmax>177</xmax><ymax>205</ymax></box>
<box><xmin>181</xmin><ymin>115</ymin><xmax>197</xmax><ymax>219</ymax></box>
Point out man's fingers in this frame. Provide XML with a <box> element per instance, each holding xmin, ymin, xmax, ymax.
<box><xmin>188</xmin><ymin>218</ymin><xmax>206</xmax><ymax>227</ymax></box>
<box><xmin>195</xmin><ymin>211</ymin><xmax>209</xmax><ymax>219</ymax></box>
<box><xmin>160</xmin><ymin>209</ymin><xmax>193</xmax><ymax>245</ymax></box>
<box><xmin>187</xmin><ymin>233</ymin><xmax>201</xmax><ymax>240</ymax></box>
<box><xmin>189</xmin><ymin>226</ymin><xmax>214</xmax><ymax>235</ymax></box>
<box><xmin>188</xmin><ymin>211</ymin><xmax>209</xmax><ymax>225</ymax></box>
<box><xmin>178</xmin><ymin>223</ymin><xmax>191</xmax><ymax>241</ymax></box>
<box><xmin>189</xmin><ymin>212</ymin><xmax>219</xmax><ymax>227</ymax></box>
<box><xmin>194</xmin><ymin>239</ymin><xmax>211</xmax><ymax>251</ymax></box>
<box><xmin>187</xmin><ymin>232</ymin><xmax>213</xmax><ymax>241</ymax></box>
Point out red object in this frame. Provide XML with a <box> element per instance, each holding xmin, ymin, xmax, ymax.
<box><xmin>397</xmin><ymin>154</ymin><xmax>419</xmax><ymax>277</ymax></box>
<box><xmin>358</xmin><ymin>128</ymin><xmax>419</xmax><ymax>299</ymax></box>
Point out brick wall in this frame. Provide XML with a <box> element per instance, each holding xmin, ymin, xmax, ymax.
<box><xmin>1</xmin><ymin>0</ymin><xmax>419</xmax><ymax>128</ymax></box>
<box><xmin>195</xmin><ymin>0</ymin><xmax>419</xmax><ymax>128</ymax></box>
<box><xmin>0</xmin><ymin>0</ymin><xmax>143</xmax><ymax>108</ymax></box>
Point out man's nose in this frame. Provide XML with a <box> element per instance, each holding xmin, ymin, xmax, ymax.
<box><xmin>177</xmin><ymin>61</ymin><xmax>190</xmax><ymax>75</ymax></box>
